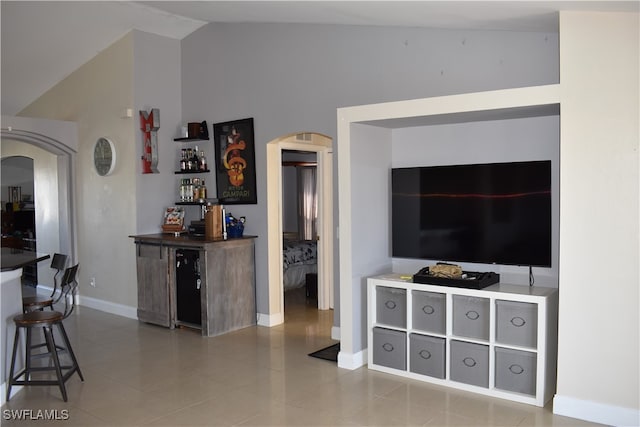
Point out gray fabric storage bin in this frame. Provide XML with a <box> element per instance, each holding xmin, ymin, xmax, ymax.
<box><xmin>372</xmin><ymin>327</ymin><xmax>406</xmax><ymax>370</ymax></box>
<box><xmin>412</xmin><ymin>291</ymin><xmax>446</xmax><ymax>334</ymax></box>
<box><xmin>409</xmin><ymin>333</ymin><xmax>445</xmax><ymax>379</ymax></box>
<box><xmin>376</xmin><ymin>286</ymin><xmax>406</xmax><ymax>328</ymax></box>
<box><xmin>496</xmin><ymin>300</ymin><xmax>538</xmax><ymax>348</ymax></box>
<box><xmin>450</xmin><ymin>340</ymin><xmax>489</xmax><ymax>388</ymax></box>
<box><xmin>495</xmin><ymin>347</ymin><xmax>537</xmax><ymax>396</ymax></box>
<box><xmin>453</xmin><ymin>295</ymin><xmax>489</xmax><ymax>340</ymax></box>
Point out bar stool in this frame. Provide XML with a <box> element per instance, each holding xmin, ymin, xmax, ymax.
<box><xmin>22</xmin><ymin>253</ymin><xmax>68</xmax><ymax>312</ymax></box>
<box><xmin>7</xmin><ymin>263</ymin><xmax>84</xmax><ymax>402</ymax></box>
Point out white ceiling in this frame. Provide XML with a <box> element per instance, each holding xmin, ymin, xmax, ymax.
<box><xmin>2</xmin><ymin>1</ymin><xmax>637</xmax><ymax>116</ymax></box>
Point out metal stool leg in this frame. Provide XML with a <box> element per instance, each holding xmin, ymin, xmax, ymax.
<box><xmin>24</xmin><ymin>327</ymin><xmax>33</xmax><ymax>380</ymax></box>
<box><xmin>6</xmin><ymin>327</ymin><xmax>21</xmax><ymax>401</ymax></box>
<box><xmin>56</xmin><ymin>322</ymin><xmax>83</xmax><ymax>381</ymax></box>
<box><xmin>42</xmin><ymin>326</ymin><xmax>67</xmax><ymax>402</ymax></box>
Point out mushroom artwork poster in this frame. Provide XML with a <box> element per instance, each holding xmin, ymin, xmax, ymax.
<box><xmin>213</xmin><ymin>118</ymin><xmax>257</xmax><ymax>204</ymax></box>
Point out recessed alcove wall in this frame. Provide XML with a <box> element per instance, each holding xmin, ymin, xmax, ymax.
<box><xmin>390</xmin><ymin>114</ymin><xmax>559</xmax><ymax>286</ymax></box>
<box><xmin>337</xmin><ymin>84</ymin><xmax>561</xmax><ymax>367</ymax></box>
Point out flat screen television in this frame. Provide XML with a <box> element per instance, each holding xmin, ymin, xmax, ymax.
<box><xmin>391</xmin><ymin>160</ymin><xmax>552</xmax><ymax>267</ymax></box>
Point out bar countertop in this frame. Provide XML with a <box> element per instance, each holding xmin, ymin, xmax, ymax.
<box><xmin>1</xmin><ymin>248</ymin><xmax>50</xmax><ymax>272</ymax></box>
<box><xmin>129</xmin><ymin>233</ymin><xmax>257</xmax><ymax>248</ymax></box>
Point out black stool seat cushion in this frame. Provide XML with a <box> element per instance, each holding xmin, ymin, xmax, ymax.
<box><xmin>14</xmin><ymin>310</ymin><xmax>64</xmax><ymax>326</ymax></box>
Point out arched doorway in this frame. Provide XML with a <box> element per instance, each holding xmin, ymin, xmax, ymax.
<box><xmin>265</xmin><ymin>132</ymin><xmax>333</xmax><ymax>326</ymax></box>
<box><xmin>1</xmin><ymin>127</ymin><xmax>77</xmax><ymax>268</ymax></box>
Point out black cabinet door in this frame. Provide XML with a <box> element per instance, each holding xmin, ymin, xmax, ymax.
<box><xmin>176</xmin><ymin>249</ymin><xmax>202</xmax><ymax>325</ymax></box>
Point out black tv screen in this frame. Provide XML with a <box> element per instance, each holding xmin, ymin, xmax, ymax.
<box><xmin>392</xmin><ymin>160</ymin><xmax>551</xmax><ymax>267</ymax></box>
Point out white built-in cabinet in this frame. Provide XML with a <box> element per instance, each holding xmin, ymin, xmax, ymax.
<box><xmin>368</xmin><ymin>274</ymin><xmax>558</xmax><ymax>407</ymax></box>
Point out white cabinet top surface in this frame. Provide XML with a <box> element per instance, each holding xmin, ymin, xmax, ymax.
<box><xmin>370</xmin><ymin>273</ymin><xmax>558</xmax><ymax>298</ymax></box>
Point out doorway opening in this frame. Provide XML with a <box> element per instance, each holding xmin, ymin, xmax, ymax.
<box><xmin>1</xmin><ymin>156</ymin><xmax>37</xmax><ymax>284</ymax></box>
<box><xmin>265</xmin><ymin>132</ymin><xmax>333</xmax><ymax>327</ymax></box>
<box><xmin>281</xmin><ymin>150</ymin><xmax>318</xmax><ymax>316</ymax></box>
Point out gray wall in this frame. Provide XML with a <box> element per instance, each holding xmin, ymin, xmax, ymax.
<box><xmin>180</xmin><ymin>22</ymin><xmax>559</xmax><ymax>317</ymax></box>
<box><xmin>20</xmin><ymin>33</ymin><xmax>139</xmax><ymax>308</ymax></box>
<box><xmin>20</xmin><ymin>30</ymin><xmax>183</xmax><ymax>313</ymax></box>
<box><xmin>133</xmin><ymin>31</ymin><xmax>183</xmax><ymax>233</ymax></box>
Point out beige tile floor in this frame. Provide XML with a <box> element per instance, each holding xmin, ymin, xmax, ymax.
<box><xmin>2</xmin><ymin>287</ymin><xmax>601</xmax><ymax>426</ymax></box>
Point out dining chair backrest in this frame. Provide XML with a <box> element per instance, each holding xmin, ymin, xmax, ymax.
<box><xmin>49</xmin><ymin>253</ymin><xmax>69</xmax><ymax>302</ymax></box>
<box><xmin>59</xmin><ymin>264</ymin><xmax>79</xmax><ymax>319</ymax></box>
<box><xmin>50</xmin><ymin>253</ymin><xmax>68</xmax><ymax>271</ymax></box>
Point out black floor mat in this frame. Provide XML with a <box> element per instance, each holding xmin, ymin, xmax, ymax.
<box><xmin>308</xmin><ymin>343</ymin><xmax>340</xmax><ymax>362</ymax></box>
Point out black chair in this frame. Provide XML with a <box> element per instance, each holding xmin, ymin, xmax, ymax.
<box><xmin>22</xmin><ymin>253</ymin><xmax>68</xmax><ymax>312</ymax></box>
<box><xmin>7</xmin><ymin>263</ymin><xmax>84</xmax><ymax>402</ymax></box>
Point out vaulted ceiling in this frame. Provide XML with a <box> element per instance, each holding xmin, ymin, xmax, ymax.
<box><xmin>2</xmin><ymin>1</ymin><xmax>637</xmax><ymax>116</ymax></box>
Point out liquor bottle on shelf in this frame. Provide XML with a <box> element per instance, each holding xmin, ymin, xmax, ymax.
<box><xmin>180</xmin><ymin>149</ymin><xmax>187</xmax><ymax>171</ymax></box>
<box><xmin>199</xmin><ymin>151</ymin><xmax>207</xmax><ymax>171</ymax></box>
<box><xmin>187</xmin><ymin>179</ymin><xmax>194</xmax><ymax>202</ymax></box>
<box><xmin>199</xmin><ymin>180</ymin><xmax>207</xmax><ymax>199</ymax></box>
<box><xmin>179</xmin><ymin>179</ymin><xmax>188</xmax><ymax>202</ymax></box>
<box><xmin>192</xmin><ymin>177</ymin><xmax>200</xmax><ymax>201</ymax></box>
<box><xmin>191</xmin><ymin>146</ymin><xmax>200</xmax><ymax>171</ymax></box>
<box><xmin>184</xmin><ymin>148</ymin><xmax>192</xmax><ymax>171</ymax></box>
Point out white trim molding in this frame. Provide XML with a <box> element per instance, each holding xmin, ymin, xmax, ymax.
<box><xmin>257</xmin><ymin>311</ymin><xmax>284</xmax><ymax>327</ymax></box>
<box><xmin>337</xmin><ymin>349</ymin><xmax>367</xmax><ymax>370</ymax></box>
<box><xmin>266</xmin><ymin>132</ymin><xmax>334</xmax><ymax>326</ymax></box>
<box><xmin>554</xmin><ymin>395</ymin><xmax>640</xmax><ymax>427</ymax></box>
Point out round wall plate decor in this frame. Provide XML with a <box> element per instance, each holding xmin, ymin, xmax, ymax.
<box><xmin>94</xmin><ymin>137</ymin><xmax>116</xmax><ymax>176</ymax></box>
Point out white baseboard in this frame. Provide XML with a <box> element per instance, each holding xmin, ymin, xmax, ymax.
<box><xmin>77</xmin><ymin>295</ymin><xmax>137</xmax><ymax>320</ymax></box>
<box><xmin>337</xmin><ymin>348</ymin><xmax>367</xmax><ymax>370</ymax></box>
<box><xmin>331</xmin><ymin>326</ymin><xmax>340</xmax><ymax>341</ymax></box>
<box><xmin>554</xmin><ymin>394</ymin><xmax>640</xmax><ymax>427</ymax></box>
<box><xmin>33</xmin><ymin>284</ymin><xmax>54</xmax><ymax>295</ymax></box>
<box><xmin>257</xmin><ymin>311</ymin><xmax>283</xmax><ymax>327</ymax></box>
<box><xmin>36</xmin><ymin>285</ymin><xmax>137</xmax><ymax>319</ymax></box>
<box><xmin>256</xmin><ymin>313</ymin><xmax>340</xmax><ymax>339</ymax></box>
